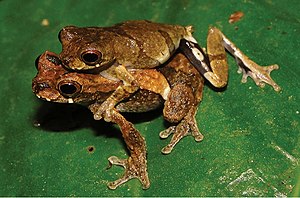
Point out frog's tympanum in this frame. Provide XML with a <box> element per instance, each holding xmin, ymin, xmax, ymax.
<box><xmin>33</xmin><ymin>51</ymin><xmax>204</xmax><ymax>189</ymax></box>
<box><xmin>58</xmin><ymin>20</ymin><xmax>280</xmax><ymax>121</ymax></box>
<box><xmin>33</xmin><ymin>20</ymin><xmax>281</xmax><ymax>190</ymax></box>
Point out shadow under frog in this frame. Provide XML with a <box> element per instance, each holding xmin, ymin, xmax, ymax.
<box><xmin>33</xmin><ymin>51</ymin><xmax>204</xmax><ymax>189</ymax></box>
<box><xmin>33</xmin><ymin>96</ymin><xmax>162</xmax><ymax>137</ymax></box>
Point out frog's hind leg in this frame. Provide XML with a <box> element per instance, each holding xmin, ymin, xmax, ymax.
<box><xmin>181</xmin><ymin>27</ymin><xmax>280</xmax><ymax>91</ymax></box>
<box><xmin>180</xmin><ymin>34</ymin><xmax>228</xmax><ymax>88</ymax></box>
<box><xmin>103</xmin><ymin>109</ymin><xmax>150</xmax><ymax>189</ymax></box>
<box><xmin>160</xmin><ymin>84</ymin><xmax>203</xmax><ymax>154</ymax></box>
<box><xmin>213</xmin><ymin>27</ymin><xmax>281</xmax><ymax>91</ymax></box>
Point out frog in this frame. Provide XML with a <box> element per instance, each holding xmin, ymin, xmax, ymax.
<box><xmin>32</xmin><ymin>50</ymin><xmax>204</xmax><ymax>189</ymax></box>
<box><xmin>58</xmin><ymin>20</ymin><xmax>281</xmax><ymax>122</ymax></box>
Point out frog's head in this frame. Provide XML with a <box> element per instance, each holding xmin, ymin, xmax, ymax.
<box><xmin>58</xmin><ymin>26</ymin><xmax>116</xmax><ymax>71</ymax></box>
<box><xmin>33</xmin><ymin>51</ymin><xmax>119</xmax><ymax>105</ymax></box>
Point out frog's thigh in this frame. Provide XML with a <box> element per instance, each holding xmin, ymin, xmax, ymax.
<box><xmin>204</xmin><ymin>27</ymin><xmax>229</xmax><ymax>88</ymax></box>
<box><xmin>163</xmin><ymin>84</ymin><xmax>194</xmax><ymax>123</ymax></box>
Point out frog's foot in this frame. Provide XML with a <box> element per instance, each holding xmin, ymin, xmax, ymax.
<box><xmin>93</xmin><ymin>100</ymin><xmax>115</xmax><ymax>122</ymax></box>
<box><xmin>217</xmin><ymin>28</ymin><xmax>281</xmax><ymax>91</ymax></box>
<box><xmin>237</xmin><ymin>61</ymin><xmax>281</xmax><ymax>91</ymax></box>
<box><xmin>160</xmin><ymin>107</ymin><xmax>203</xmax><ymax>154</ymax></box>
<box><xmin>88</xmin><ymin>100</ymin><xmax>114</xmax><ymax>121</ymax></box>
<box><xmin>107</xmin><ymin>155</ymin><xmax>150</xmax><ymax>190</ymax></box>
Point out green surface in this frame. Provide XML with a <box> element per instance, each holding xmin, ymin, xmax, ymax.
<box><xmin>1</xmin><ymin>0</ymin><xmax>300</xmax><ymax>196</ymax></box>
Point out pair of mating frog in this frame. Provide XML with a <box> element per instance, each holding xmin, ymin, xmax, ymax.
<box><xmin>32</xmin><ymin>20</ymin><xmax>280</xmax><ymax>190</ymax></box>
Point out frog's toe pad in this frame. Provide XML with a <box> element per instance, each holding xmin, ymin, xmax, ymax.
<box><xmin>239</xmin><ymin>63</ymin><xmax>281</xmax><ymax>92</ymax></box>
<box><xmin>106</xmin><ymin>156</ymin><xmax>150</xmax><ymax>190</ymax></box>
<box><xmin>161</xmin><ymin>145</ymin><xmax>173</xmax><ymax>154</ymax></box>
<box><xmin>194</xmin><ymin>133</ymin><xmax>204</xmax><ymax>142</ymax></box>
<box><xmin>160</xmin><ymin>118</ymin><xmax>203</xmax><ymax>155</ymax></box>
<box><xmin>108</xmin><ymin>156</ymin><xmax>127</xmax><ymax>167</ymax></box>
<box><xmin>159</xmin><ymin>126</ymin><xmax>176</xmax><ymax>139</ymax></box>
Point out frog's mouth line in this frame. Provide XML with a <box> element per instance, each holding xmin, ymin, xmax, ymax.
<box><xmin>35</xmin><ymin>93</ymin><xmax>74</xmax><ymax>104</ymax></box>
<box><xmin>35</xmin><ymin>94</ymin><xmax>51</xmax><ymax>101</ymax></box>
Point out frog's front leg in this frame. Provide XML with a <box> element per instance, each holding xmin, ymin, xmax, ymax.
<box><xmin>89</xmin><ymin>105</ymin><xmax>150</xmax><ymax>189</ymax></box>
<box><xmin>180</xmin><ymin>27</ymin><xmax>281</xmax><ymax>91</ymax></box>
<box><xmin>93</xmin><ymin>65</ymin><xmax>139</xmax><ymax>122</ymax></box>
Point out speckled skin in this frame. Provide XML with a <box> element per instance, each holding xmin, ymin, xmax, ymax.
<box><xmin>33</xmin><ymin>20</ymin><xmax>281</xmax><ymax>190</ymax></box>
<box><xmin>59</xmin><ymin>20</ymin><xmax>191</xmax><ymax>70</ymax></box>
<box><xmin>58</xmin><ymin>20</ymin><xmax>280</xmax><ymax>93</ymax></box>
<box><xmin>32</xmin><ymin>51</ymin><xmax>204</xmax><ymax>190</ymax></box>
<box><xmin>58</xmin><ymin>20</ymin><xmax>197</xmax><ymax>121</ymax></box>
<box><xmin>58</xmin><ymin>20</ymin><xmax>280</xmax><ymax>123</ymax></box>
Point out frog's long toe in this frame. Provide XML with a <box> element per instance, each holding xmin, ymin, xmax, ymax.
<box><xmin>238</xmin><ymin>61</ymin><xmax>281</xmax><ymax>91</ymax></box>
<box><xmin>160</xmin><ymin>110</ymin><xmax>203</xmax><ymax>154</ymax></box>
<box><xmin>107</xmin><ymin>156</ymin><xmax>150</xmax><ymax>189</ymax></box>
<box><xmin>160</xmin><ymin>126</ymin><xmax>185</xmax><ymax>154</ymax></box>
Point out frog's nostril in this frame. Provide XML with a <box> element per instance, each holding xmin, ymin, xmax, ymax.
<box><xmin>34</xmin><ymin>82</ymin><xmax>50</xmax><ymax>93</ymax></box>
<box><xmin>46</xmin><ymin>54</ymin><xmax>62</xmax><ymax>65</ymax></box>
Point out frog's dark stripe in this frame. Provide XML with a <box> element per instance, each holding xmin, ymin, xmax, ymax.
<box><xmin>158</xmin><ymin>30</ymin><xmax>176</xmax><ymax>55</ymax></box>
<box><xmin>104</xmin><ymin>24</ymin><xmax>140</xmax><ymax>50</ymax></box>
<box><xmin>179</xmin><ymin>39</ymin><xmax>212</xmax><ymax>76</ymax></box>
<box><xmin>111</xmin><ymin>21</ymin><xmax>176</xmax><ymax>55</ymax></box>
<box><xmin>104</xmin><ymin>25</ymin><xmax>160</xmax><ymax>68</ymax></box>
<box><xmin>208</xmin><ymin>53</ymin><xmax>227</xmax><ymax>62</ymax></box>
<box><xmin>118</xmin><ymin>20</ymin><xmax>181</xmax><ymax>54</ymax></box>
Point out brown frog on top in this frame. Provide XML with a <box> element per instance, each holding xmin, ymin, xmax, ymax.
<box><xmin>58</xmin><ymin>20</ymin><xmax>281</xmax><ymax>122</ymax></box>
<box><xmin>32</xmin><ymin>51</ymin><xmax>204</xmax><ymax>189</ymax></box>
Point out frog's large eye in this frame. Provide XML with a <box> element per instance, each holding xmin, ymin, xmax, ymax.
<box><xmin>81</xmin><ymin>50</ymin><xmax>102</xmax><ymax>65</ymax></box>
<box><xmin>58</xmin><ymin>80</ymin><xmax>82</xmax><ymax>98</ymax></box>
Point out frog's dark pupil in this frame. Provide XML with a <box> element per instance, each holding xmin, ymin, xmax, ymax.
<box><xmin>82</xmin><ymin>52</ymin><xmax>99</xmax><ymax>64</ymax></box>
<box><xmin>60</xmin><ymin>83</ymin><xmax>77</xmax><ymax>95</ymax></box>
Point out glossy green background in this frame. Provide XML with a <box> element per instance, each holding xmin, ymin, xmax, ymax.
<box><xmin>1</xmin><ymin>0</ymin><xmax>299</xmax><ymax>196</ymax></box>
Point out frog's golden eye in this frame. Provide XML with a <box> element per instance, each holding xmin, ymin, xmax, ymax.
<box><xmin>81</xmin><ymin>50</ymin><xmax>102</xmax><ymax>65</ymax></box>
<box><xmin>58</xmin><ymin>80</ymin><xmax>82</xmax><ymax>98</ymax></box>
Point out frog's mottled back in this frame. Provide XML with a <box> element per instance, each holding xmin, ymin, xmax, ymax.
<box><xmin>59</xmin><ymin>20</ymin><xmax>192</xmax><ymax>71</ymax></box>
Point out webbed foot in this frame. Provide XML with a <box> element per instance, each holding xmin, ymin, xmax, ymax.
<box><xmin>237</xmin><ymin>61</ymin><xmax>281</xmax><ymax>91</ymax></box>
<box><xmin>107</xmin><ymin>155</ymin><xmax>150</xmax><ymax>189</ymax></box>
<box><xmin>92</xmin><ymin>99</ymin><xmax>115</xmax><ymax>121</ymax></box>
<box><xmin>203</xmin><ymin>27</ymin><xmax>281</xmax><ymax>91</ymax></box>
<box><xmin>99</xmin><ymin>109</ymin><xmax>150</xmax><ymax>189</ymax></box>
<box><xmin>216</xmin><ymin>27</ymin><xmax>281</xmax><ymax>92</ymax></box>
<box><xmin>160</xmin><ymin>106</ymin><xmax>203</xmax><ymax>154</ymax></box>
